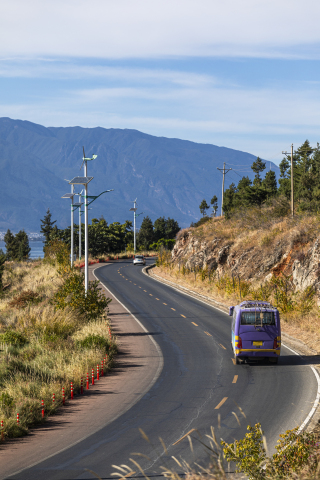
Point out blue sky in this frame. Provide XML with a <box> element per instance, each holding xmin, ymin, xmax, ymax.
<box><xmin>1</xmin><ymin>0</ymin><xmax>320</xmax><ymax>163</ymax></box>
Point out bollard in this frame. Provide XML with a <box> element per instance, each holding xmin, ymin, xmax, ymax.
<box><xmin>62</xmin><ymin>387</ymin><xmax>65</xmax><ymax>405</ymax></box>
<box><xmin>86</xmin><ymin>372</ymin><xmax>89</xmax><ymax>390</ymax></box>
<box><xmin>108</xmin><ymin>327</ymin><xmax>111</xmax><ymax>339</ymax></box>
<box><xmin>97</xmin><ymin>364</ymin><xmax>99</xmax><ymax>381</ymax></box>
<box><xmin>81</xmin><ymin>377</ymin><xmax>83</xmax><ymax>395</ymax></box>
<box><xmin>17</xmin><ymin>413</ymin><xmax>19</xmax><ymax>425</ymax></box>
<box><xmin>101</xmin><ymin>360</ymin><xmax>104</xmax><ymax>377</ymax></box>
<box><xmin>91</xmin><ymin>368</ymin><xmax>94</xmax><ymax>386</ymax></box>
<box><xmin>41</xmin><ymin>399</ymin><xmax>44</xmax><ymax>418</ymax></box>
<box><xmin>1</xmin><ymin>420</ymin><xmax>4</xmax><ymax>441</ymax></box>
<box><xmin>52</xmin><ymin>393</ymin><xmax>55</xmax><ymax>404</ymax></box>
<box><xmin>71</xmin><ymin>382</ymin><xmax>73</xmax><ymax>400</ymax></box>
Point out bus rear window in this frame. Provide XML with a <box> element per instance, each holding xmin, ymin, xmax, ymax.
<box><xmin>241</xmin><ymin>311</ymin><xmax>275</xmax><ymax>325</ymax></box>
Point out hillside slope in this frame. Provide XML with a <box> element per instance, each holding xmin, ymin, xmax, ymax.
<box><xmin>0</xmin><ymin>117</ymin><xmax>279</xmax><ymax>231</ymax></box>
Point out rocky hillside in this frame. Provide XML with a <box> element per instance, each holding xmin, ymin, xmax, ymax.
<box><xmin>171</xmin><ymin>208</ymin><xmax>320</xmax><ymax>301</ymax></box>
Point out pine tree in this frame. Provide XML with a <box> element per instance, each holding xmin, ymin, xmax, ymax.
<box><xmin>4</xmin><ymin>229</ymin><xmax>18</xmax><ymax>261</ymax></box>
<box><xmin>165</xmin><ymin>218</ymin><xmax>180</xmax><ymax>239</ymax></box>
<box><xmin>0</xmin><ymin>249</ymin><xmax>6</xmax><ymax>289</ymax></box>
<box><xmin>262</xmin><ymin>170</ymin><xmax>278</xmax><ymax>200</ymax></box>
<box><xmin>153</xmin><ymin>217</ymin><xmax>167</xmax><ymax>242</ymax></box>
<box><xmin>40</xmin><ymin>208</ymin><xmax>57</xmax><ymax>245</ymax></box>
<box><xmin>137</xmin><ymin>216</ymin><xmax>154</xmax><ymax>250</ymax></box>
<box><xmin>251</xmin><ymin>157</ymin><xmax>266</xmax><ymax>186</ymax></box>
<box><xmin>210</xmin><ymin>195</ymin><xmax>218</xmax><ymax>216</ymax></box>
<box><xmin>15</xmin><ymin>230</ymin><xmax>31</xmax><ymax>261</ymax></box>
<box><xmin>199</xmin><ymin>199</ymin><xmax>210</xmax><ymax>216</ymax></box>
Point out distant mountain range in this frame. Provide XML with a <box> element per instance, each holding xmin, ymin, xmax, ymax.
<box><xmin>0</xmin><ymin>117</ymin><xmax>280</xmax><ymax>232</ymax></box>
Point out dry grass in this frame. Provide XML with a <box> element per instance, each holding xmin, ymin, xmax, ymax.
<box><xmin>0</xmin><ymin>260</ymin><xmax>115</xmax><ymax>439</ymax></box>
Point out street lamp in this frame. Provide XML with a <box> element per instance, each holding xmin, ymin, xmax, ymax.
<box><xmin>130</xmin><ymin>199</ymin><xmax>138</xmax><ymax>253</ymax></box>
<box><xmin>69</xmin><ymin>173</ymin><xmax>93</xmax><ymax>293</ymax></box>
<box><xmin>61</xmin><ymin>190</ymin><xmax>76</xmax><ymax>267</ymax></box>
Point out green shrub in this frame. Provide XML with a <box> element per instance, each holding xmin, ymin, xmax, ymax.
<box><xmin>0</xmin><ymin>330</ymin><xmax>27</xmax><ymax>347</ymax></box>
<box><xmin>221</xmin><ymin>423</ymin><xmax>319</xmax><ymax>479</ymax></box>
<box><xmin>52</xmin><ymin>271</ymin><xmax>111</xmax><ymax>320</ymax></box>
<box><xmin>77</xmin><ymin>334</ymin><xmax>109</xmax><ymax>351</ymax></box>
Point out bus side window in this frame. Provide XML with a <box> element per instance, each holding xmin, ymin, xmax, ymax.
<box><xmin>232</xmin><ymin>309</ymin><xmax>236</xmax><ymax>332</ymax></box>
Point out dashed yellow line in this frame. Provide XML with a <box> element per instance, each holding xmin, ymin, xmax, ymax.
<box><xmin>144</xmin><ymin>290</ymin><xmax>147</xmax><ymax>292</ymax></box>
<box><xmin>219</xmin><ymin>343</ymin><xmax>226</xmax><ymax>350</ymax></box>
<box><xmin>149</xmin><ymin>294</ymin><xmax>153</xmax><ymax>296</ymax></box>
<box><xmin>163</xmin><ymin>303</ymin><xmax>167</xmax><ymax>305</ymax></box>
<box><xmin>134</xmin><ymin>283</ymin><xmax>136</xmax><ymax>285</ymax></box>
<box><xmin>231</xmin><ymin>358</ymin><xmax>236</xmax><ymax>365</ymax></box>
<box><xmin>215</xmin><ymin>397</ymin><xmax>228</xmax><ymax>409</ymax></box>
<box><xmin>204</xmin><ymin>331</ymin><xmax>212</xmax><ymax>336</ymax></box>
<box><xmin>181</xmin><ymin>314</ymin><xmax>186</xmax><ymax>318</ymax></box>
<box><xmin>232</xmin><ymin>375</ymin><xmax>238</xmax><ymax>384</ymax></box>
<box><xmin>192</xmin><ymin>322</ymin><xmax>198</xmax><ymax>326</ymax></box>
<box><xmin>156</xmin><ymin>298</ymin><xmax>160</xmax><ymax>300</ymax></box>
<box><xmin>171</xmin><ymin>308</ymin><xmax>176</xmax><ymax>311</ymax></box>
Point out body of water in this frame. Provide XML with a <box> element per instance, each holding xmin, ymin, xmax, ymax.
<box><xmin>0</xmin><ymin>241</ymin><xmax>44</xmax><ymax>259</ymax></box>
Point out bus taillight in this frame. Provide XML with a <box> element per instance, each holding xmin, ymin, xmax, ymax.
<box><xmin>237</xmin><ymin>337</ymin><xmax>242</xmax><ymax>349</ymax></box>
<box><xmin>273</xmin><ymin>337</ymin><xmax>277</xmax><ymax>349</ymax></box>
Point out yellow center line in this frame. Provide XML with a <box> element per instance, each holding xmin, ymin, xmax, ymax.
<box><xmin>139</xmin><ymin>286</ymin><xmax>141</xmax><ymax>288</ymax></box>
<box><xmin>231</xmin><ymin>358</ymin><xmax>236</xmax><ymax>365</ymax></box>
<box><xmin>215</xmin><ymin>397</ymin><xmax>228</xmax><ymax>409</ymax></box>
<box><xmin>171</xmin><ymin>308</ymin><xmax>176</xmax><ymax>311</ymax></box>
<box><xmin>134</xmin><ymin>283</ymin><xmax>136</xmax><ymax>285</ymax></box>
<box><xmin>181</xmin><ymin>314</ymin><xmax>186</xmax><ymax>318</ymax></box>
<box><xmin>192</xmin><ymin>322</ymin><xmax>198</xmax><ymax>326</ymax></box>
<box><xmin>204</xmin><ymin>331</ymin><xmax>212</xmax><ymax>336</ymax></box>
<box><xmin>163</xmin><ymin>303</ymin><xmax>167</xmax><ymax>305</ymax></box>
<box><xmin>149</xmin><ymin>294</ymin><xmax>153</xmax><ymax>296</ymax></box>
<box><xmin>156</xmin><ymin>298</ymin><xmax>160</xmax><ymax>300</ymax></box>
<box><xmin>232</xmin><ymin>375</ymin><xmax>238</xmax><ymax>384</ymax></box>
<box><xmin>219</xmin><ymin>344</ymin><xmax>226</xmax><ymax>350</ymax></box>
<box><xmin>144</xmin><ymin>290</ymin><xmax>147</xmax><ymax>292</ymax></box>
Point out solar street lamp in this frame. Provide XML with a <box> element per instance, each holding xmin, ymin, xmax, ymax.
<box><xmin>61</xmin><ymin>188</ymin><xmax>76</xmax><ymax>267</ymax></box>
<box><xmin>69</xmin><ymin>171</ymin><xmax>94</xmax><ymax>293</ymax></box>
<box><xmin>130</xmin><ymin>199</ymin><xmax>138</xmax><ymax>253</ymax></box>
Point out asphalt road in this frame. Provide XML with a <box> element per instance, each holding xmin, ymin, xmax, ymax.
<box><xmin>7</xmin><ymin>259</ymin><xmax>319</xmax><ymax>479</ymax></box>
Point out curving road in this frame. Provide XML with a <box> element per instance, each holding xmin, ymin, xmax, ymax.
<box><xmin>6</xmin><ymin>259</ymin><xmax>319</xmax><ymax>479</ymax></box>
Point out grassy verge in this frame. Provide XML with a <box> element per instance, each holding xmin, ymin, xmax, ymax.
<box><xmin>0</xmin><ymin>256</ymin><xmax>116</xmax><ymax>439</ymax></box>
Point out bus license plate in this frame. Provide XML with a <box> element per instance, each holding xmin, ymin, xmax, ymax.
<box><xmin>253</xmin><ymin>341</ymin><xmax>263</xmax><ymax>346</ymax></box>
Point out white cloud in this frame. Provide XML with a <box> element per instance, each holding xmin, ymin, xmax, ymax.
<box><xmin>1</xmin><ymin>0</ymin><xmax>320</xmax><ymax>59</ymax></box>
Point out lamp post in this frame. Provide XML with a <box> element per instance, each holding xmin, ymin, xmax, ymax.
<box><xmin>130</xmin><ymin>199</ymin><xmax>138</xmax><ymax>253</ymax></box>
<box><xmin>61</xmin><ymin>189</ymin><xmax>79</xmax><ymax>267</ymax></box>
<box><xmin>69</xmin><ymin>148</ymin><xmax>113</xmax><ymax>293</ymax></box>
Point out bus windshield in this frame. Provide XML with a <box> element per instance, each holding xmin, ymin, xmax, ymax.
<box><xmin>241</xmin><ymin>311</ymin><xmax>275</xmax><ymax>326</ymax></box>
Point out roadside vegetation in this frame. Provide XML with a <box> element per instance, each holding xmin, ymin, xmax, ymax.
<box><xmin>112</xmin><ymin>421</ymin><xmax>320</xmax><ymax>480</ymax></box>
<box><xmin>0</xmin><ymin>240</ymin><xmax>115</xmax><ymax>439</ymax></box>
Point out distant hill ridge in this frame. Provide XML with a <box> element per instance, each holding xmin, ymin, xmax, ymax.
<box><xmin>0</xmin><ymin>117</ymin><xmax>279</xmax><ymax>231</ymax></box>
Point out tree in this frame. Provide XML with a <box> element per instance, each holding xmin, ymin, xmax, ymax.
<box><xmin>153</xmin><ymin>217</ymin><xmax>167</xmax><ymax>242</ymax></box>
<box><xmin>251</xmin><ymin>157</ymin><xmax>266</xmax><ymax>186</ymax></box>
<box><xmin>4</xmin><ymin>229</ymin><xmax>18</xmax><ymax>261</ymax></box>
<box><xmin>210</xmin><ymin>195</ymin><xmax>218</xmax><ymax>216</ymax></box>
<box><xmin>137</xmin><ymin>216</ymin><xmax>154</xmax><ymax>250</ymax></box>
<box><xmin>262</xmin><ymin>170</ymin><xmax>278</xmax><ymax>200</ymax></box>
<box><xmin>40</xmin><ymin>209</ymin><xmax>57</xmax><ymax>245</ymax></box>
<box><xmin>15</xmin><ymin>230</ymin><xmax>31</xmax><ymax>261</ymax></box>
<box><xmin>199</xmin><ymin>199</ymin><xmax>210</xmax><ymax>217</ymax></box>
<box><xmin>165</xmin><ymin>218</ymin><xmax>180</xmax><ymax>239</ymax></box>
<box><xmin>0</xmin><ymin>249</ymin><xmax>6</xmax><ymax>289</ymax></box>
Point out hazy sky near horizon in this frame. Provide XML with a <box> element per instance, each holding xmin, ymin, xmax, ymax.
<box><xmin>1</xmin><ymin>0</ymin><xmax>320</xmax><ymax>163</ymax></box>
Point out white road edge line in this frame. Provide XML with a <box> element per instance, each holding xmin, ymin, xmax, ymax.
<box><xmin>8</xmin><ymin>264</ymin><xmax>164</xmax><ymax>480</ymax></box>
<box><xmin>143</xmin><ymin>265</ymin><xmax>320</xmax><ymax>433</ymax></box>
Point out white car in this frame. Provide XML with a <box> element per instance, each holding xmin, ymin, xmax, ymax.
<box><xmin>133</xmin><ymin>255</ymin><xmax>146</xmax><ymax>265</ymax></box>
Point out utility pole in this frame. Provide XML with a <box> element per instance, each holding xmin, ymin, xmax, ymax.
<box><xmin>282</xmin><ymin>144</ymin><xmax>294</xmax><ymax>217</ymax></box>
<box><xmin>217</xmin><ymin>162</ymin><xmax>232</xmax><ymax>216</ymax></box>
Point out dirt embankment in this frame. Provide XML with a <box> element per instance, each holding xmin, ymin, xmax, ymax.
<box><xmin>156</xmin><ymin>212</ymin><xmax>320</xmax><ymax>354</ymax></box>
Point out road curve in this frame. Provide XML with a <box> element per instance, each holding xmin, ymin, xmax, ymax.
<box><xmin>5</xmin><ymin>259</ymin><xmax>319</xmax><ymax>479</ymax></box>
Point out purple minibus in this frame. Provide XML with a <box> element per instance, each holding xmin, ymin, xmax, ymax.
<box><xmin>229</xmin><ymin>301</ymin><xmax>281</xmax><ymax>364</ymax></box>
